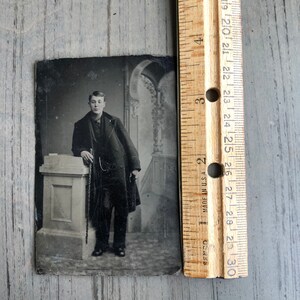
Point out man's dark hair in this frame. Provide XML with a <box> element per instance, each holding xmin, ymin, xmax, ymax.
<box><xmin>89</xmin><ymin>91</ymin><xmax>106</xmax><ymax>102</ymax></box>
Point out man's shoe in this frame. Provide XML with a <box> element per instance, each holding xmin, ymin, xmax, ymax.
<box><xmin>92</xmin><ymin>245</ymin><xmax>108</xmax><ymax>257</ymax></box>
<box><xmin>114</xmin><ymin>247</ymin><xmax>125</xmax><ymax>257</ymax></box>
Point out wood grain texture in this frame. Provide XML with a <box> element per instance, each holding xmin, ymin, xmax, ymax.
<box><xmin>0</xmin><ymin>0</ymin><xmax>299</xmax><ymax>299</ymax></box>
<box><xmin>204</xmin><ymin>0</ymin><xmax>223</xmax><ymax>277</ymax></box>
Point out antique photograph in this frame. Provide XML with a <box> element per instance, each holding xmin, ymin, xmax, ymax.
<box><xmin>35</xmin><ymin>56</ymin><xmax>181</xmax><ymax>276</ymax></box>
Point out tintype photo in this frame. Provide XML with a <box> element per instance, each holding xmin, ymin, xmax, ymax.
<box><xmin>35</xmin><ymin>56</ymin><xmax>181</xmax><ymax>276</ymax></box>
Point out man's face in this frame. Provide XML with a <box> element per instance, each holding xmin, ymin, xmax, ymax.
<box><xmin>89</xmin><ymin>95</ymin><xmax>106</xmax><ymax>115</ymax></box>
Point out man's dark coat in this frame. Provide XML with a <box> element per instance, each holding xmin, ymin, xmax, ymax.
<box><xmin>72</xmin><ymin>111</ymin><xmax>141</xmax><ymax>225</ymax></box>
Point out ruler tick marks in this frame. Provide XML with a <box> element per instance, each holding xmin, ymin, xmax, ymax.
<box><xmin>178</xmin><ymin>0</ymin><xmax>247</xmax><ymax>279</ymax></box>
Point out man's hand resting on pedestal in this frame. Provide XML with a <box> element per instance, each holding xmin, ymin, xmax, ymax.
<box><xmin>81</xmin><ymin>151</ymin><xmax>93</xmax><ymax>164</ymax></box>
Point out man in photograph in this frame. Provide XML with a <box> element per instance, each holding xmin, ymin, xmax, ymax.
<box><xmin>72</xmin><ymin>91</ymin><xmax>141</xmax><ymax>257</ymax></box>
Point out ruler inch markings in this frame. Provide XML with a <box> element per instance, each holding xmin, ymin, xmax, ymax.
<box><xmin>178</xmin><ymin>0</ymin><xmax>247</xmax><ymax>279</ymax></box>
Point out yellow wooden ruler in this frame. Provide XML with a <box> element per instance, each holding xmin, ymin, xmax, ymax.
<box><xmin>178</xmin><ymin>0</ymin><xmax>247</xmax><ymax>278</ymax></box>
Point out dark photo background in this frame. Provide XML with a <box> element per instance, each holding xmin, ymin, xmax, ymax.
<box><xmin>37</xmin><ymin>57</ymin><xmax>129</xmax><ymax>156</ymax></box>
<box><xmin>35</xmin><ymin>56</ymin><xmax>180</xmax><ymax>274</ymax></box>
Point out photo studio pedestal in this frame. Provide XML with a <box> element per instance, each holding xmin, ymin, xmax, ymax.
<box><xmin>36</xmin><ymin>155</ymin><xmax>95</xmax><ymax>260</ymax></box>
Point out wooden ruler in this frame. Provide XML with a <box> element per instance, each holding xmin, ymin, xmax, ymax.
<box><xmin>178</xmin><ymin>0</ymin><xmax>247</xmax><ymax>278</ymax></box>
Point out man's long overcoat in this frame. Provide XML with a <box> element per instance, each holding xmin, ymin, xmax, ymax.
<box><xmin>72</xmin><ymin>111</ymin><xmax>141</xmax><ymax>223</ymax></box>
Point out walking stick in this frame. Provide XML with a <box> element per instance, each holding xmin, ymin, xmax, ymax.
<box><xmin>86</xmin><ymin>148</ymin><xmax>93</xmax><ymax>244</ymax></box>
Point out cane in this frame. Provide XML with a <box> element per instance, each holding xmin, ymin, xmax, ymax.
<box><xmin>86</xmin><ymin>148</ymin><xmax>93</xmax><ymax>244</ymax></box>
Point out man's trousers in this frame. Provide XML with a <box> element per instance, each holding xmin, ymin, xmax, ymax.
<box><xmin>95</xmin><ymin>187</ymin><xmax>128</xmax><ymax>249</ymax></box>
